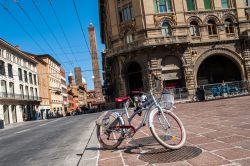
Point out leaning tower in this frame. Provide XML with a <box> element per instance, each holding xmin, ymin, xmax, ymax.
<box><xmin>88</xmin><ymin>23</ymin><xmax>104</xmax><ymax>101</ymax></box>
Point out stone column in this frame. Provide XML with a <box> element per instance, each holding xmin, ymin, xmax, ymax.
<box><xmin>0</xmin><ymin>105</ymin><xmax>3</xmax><ymax>122</ymax></box>
<box><xmin>243</xmin><ymin>50</ymin><xmax>250</xmax><ymax>80</ymax></box>
<box><xmin>16</xmin><ymin>105</ymin><xmax>24</xmax><ymax>123</ymax></box>
<box><xmin>183</xmin><ymin>50</ymin><xmax>196</xmax><ymax>96</ymax></box>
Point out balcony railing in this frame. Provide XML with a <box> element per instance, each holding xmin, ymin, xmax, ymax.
<box><xmin>0</xmin><ymin>92</ymin><xmax>42</xmax><ymax>101</ymax></box>
<box><xmin>106</xmin><ymin>36</ymin><xmax>189</xmax><ymax>57</ymax></box>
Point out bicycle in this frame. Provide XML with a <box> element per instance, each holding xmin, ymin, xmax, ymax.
<box><xmin>96</xmin><ymin>88</ymin><xmax>186</xmax><ymax>150</ymax></box>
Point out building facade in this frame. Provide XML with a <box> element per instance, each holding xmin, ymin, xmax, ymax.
<box><xmin>35</xmin><ymin>56</ymin><xmax>50</xmax><ymax>119</ymax></box>
<box><xmin>37</xmin><ymin>55</ymin><xmax>63</xmax><ymax>117</ymax></box>
<box><xmin>60</xmin><ymin>67</ymin><xmax>67</xmax><ymax>116</ymax></box>
<box><xmin>100</xmin><ymin>0</ymin><xmax>250</xmax><ymax>100</ymax></box>
<box><xmin>0</xmin><ymin>39</ymin><xmax>40</xmax><ymax>125</ymax></box>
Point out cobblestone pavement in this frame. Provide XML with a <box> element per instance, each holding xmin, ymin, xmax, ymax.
<box><xmin>97</xmin><ymin>96</ymin><xmax>250</xmax><ymax>166</ymax></box>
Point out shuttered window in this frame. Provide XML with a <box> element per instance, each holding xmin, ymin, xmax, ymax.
<box><xmin>204</xmin><ymin>0</ymin><xmax>212</xmax><ymax>10</ymax></box>
<box><xmin>186</xmin><ymin>0</ymin><xmax>196</xmax><ymax>11</ymax></box>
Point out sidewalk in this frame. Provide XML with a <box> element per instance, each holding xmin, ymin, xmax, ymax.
<box><xmin>80</xmin><ymin>95</ymin><xmax>250</xmax><ymax>166</ymax></box>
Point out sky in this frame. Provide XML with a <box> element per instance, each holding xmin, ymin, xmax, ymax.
<box><xmin>0</xmin><ymin>0</ymin><xmax>104</xmax><ymax>90</ymax></box>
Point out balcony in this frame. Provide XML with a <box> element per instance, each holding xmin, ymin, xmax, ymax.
<box><xmin>0</xmin><ymin>92</ymin><xmax>42</xmax><ymax>101</ymax></box>
<box><xmin>105</xmin><ymin>36</ymin><xmax>189</xmax><ymax>57</ymax></box>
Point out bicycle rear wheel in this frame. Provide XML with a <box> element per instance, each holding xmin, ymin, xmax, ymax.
<box><xmin>96</xmin><ymin>118</ymin><xmax>125</xmax><ymax>150</ymax></box>
<box><xmin>149</xmin><ymin>108</ymin><xmax>186</xmax><ymax>149</ymax></box>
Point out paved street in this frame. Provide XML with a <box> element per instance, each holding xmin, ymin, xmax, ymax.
<box><xmin>0</xmin><ymin>113</ymin><xmax>100</xmax><ymax>166</ymax></box>
<box><xmin>82</xmin><ymin>96</ymin><xmax>250</xmax><ymax>166</ymax></box>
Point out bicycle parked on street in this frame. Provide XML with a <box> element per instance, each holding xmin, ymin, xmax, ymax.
<box><xmin>96</xmin><ymin>79</ymin><xmax>186</xmax><ymax>150</ymax></box>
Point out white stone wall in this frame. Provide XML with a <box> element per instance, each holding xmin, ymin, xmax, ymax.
<box><xmin>0</xmin><ymin>44</ymin><xmax>39</xmax><ymax>125</ymax></box>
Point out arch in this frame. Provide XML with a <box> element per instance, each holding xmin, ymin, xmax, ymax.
<box><xmin>194</xmin><ymin>48</ymin><xmax>244</xmax><ymax>84</ymax></box>
<box><xmin>125</xmin><ymin>61</ymin><xmax>144</xmax><ymax>93</ymax></box>
<box><xmin>159</xmin><ymin>17</ymin><xmax>176</xmax><ymax>26</ymax></box>
<box><xmin>187</xmin><ymin>16</ymin><xmax>203</xmax><ymax>25</ymax></box>
<box><xmin>222</xmin><ymin>14</ymin><xmax>237</xmax><ymax>23</ymax></box>
<box><xmin>203</xmin><ymin>15</ymin><xmax>220</xmax><ymax>24</ymax></box>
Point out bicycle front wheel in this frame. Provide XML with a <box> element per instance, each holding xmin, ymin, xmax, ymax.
<box><xmin>149</xmin><ymin>108</ymin><xmax>186</xmax><ymax>149</ymax></box>
<box><xmin>96</xmin><ymin>118</ymin><xmax>124</xmax><ymax>150</ymax></box>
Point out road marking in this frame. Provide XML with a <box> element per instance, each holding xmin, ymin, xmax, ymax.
<box><xmin>39</xmin><ymin>119</ymin><xmax>61</xmax><ymax>127</ymax></box>
<box><xmin>16</xmin><ymin>129</ymin><xmax>30</xmax><ymax>134</ymax></box>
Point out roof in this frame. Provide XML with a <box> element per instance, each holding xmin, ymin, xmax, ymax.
<box><xmin>37</xmin><ymin>54</ymin><xmax>61</xmax><ymax>66</ymax></box>
<box><xmin>0</xmin><ymin>38</ymin><xmax>39</xmax><ymax>64</ymax></box>
<box><xmin>23</xmin><ymin>51</ymin><xmax>47</xmax><ymax>65</ymax></box>
<box><xmin>24</xmin><ymin>51</ymin><xmax>61</xmax><ymax>66</ymax></box>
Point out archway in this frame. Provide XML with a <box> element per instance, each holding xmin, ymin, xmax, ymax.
<box><xmin>126</xmin><ymin>62</ymin><xmax>144</xmax><ymax>93</ymax></box>
<box><xmin>197</xmin><ymin>55</ymin><xmax>242</xmax><ymax>85</ymax></box>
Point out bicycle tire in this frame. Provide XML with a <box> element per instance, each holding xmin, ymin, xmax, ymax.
<box><xmin>149</xmin><ymin>108</ymin><xmax>186</xmax><ymax>149</ymax></box>
<box><xmin>96</xmin><ymin>118</ymin><xmax>124</xmax><ymax>150</ymax></box>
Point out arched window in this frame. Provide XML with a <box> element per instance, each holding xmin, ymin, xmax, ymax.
<box><xmin>190</xmin><ymin>21</ymin><xmax>200</xmax><ymax>36</ymax></box>
<box><xmin>207</xmin><ymin>20</ymin><xmax>217</xmax><ymax>35</ymax></box>
<box><xmin>161</xmin><ymin>21</ymin><xmax>172</xmax><ymax>37</ymax></box>
<box><xmin>225</xmin><ymin>18</ymin><xmax>234</xmax><ymax>34</ymax></box>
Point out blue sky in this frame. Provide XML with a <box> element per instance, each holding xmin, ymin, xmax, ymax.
<box><xmin>0</xmin><ymin>0</ymin><xmax>104</xmax><ymax>90</ymax></box>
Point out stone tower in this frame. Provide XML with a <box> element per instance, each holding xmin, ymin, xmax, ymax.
<box><xmin>88</xmin><ymin>23</ymin><xmax>103</xmax><ymax>100</ymax></box>
<box><xmin>74</xmin><ymin>67</ymin><xmax>82</xmax><ymax>86</ymax></box>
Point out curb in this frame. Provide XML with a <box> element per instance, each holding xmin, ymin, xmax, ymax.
<box><xmin>78</xmin><ymin>124</ymin><xmax>99</xmax><ymax>166</ymax></box>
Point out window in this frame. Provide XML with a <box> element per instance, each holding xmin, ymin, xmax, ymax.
<box><xmin>245</xmin><ymin>0</ymin><xmax>250</xmax><ymax>6</ymax></box>
<box><xmin>154</xmin><ymin>0</ymin><xmax>173</xmax><ymax>13</ymax></box>
<box><xmin>25</xmin><ymin>86</ymin><xmax>29</xmax><ymax>98</ymax></box>
<box><xmin>9</xmin><ymin>82</ymin><xmax>14</xmax><ymax>97</ymax></box>
<box><xmin>207</xmin><ymin>20</ymin><xmax>217</xmax><ymax>35</ymax></box>
<box><xmin>18</xmin><ymin>68</ymin><xmax>23</xmax><ymax>81</ymax></box>
<box><xmin>30</xmin><ymin>87</ymin><xmax>34</xmax><ymax>99</ymax></box>
<box><xmin>119</xmin><ymin>5</ymin><xmax>133</xmax><ymax>22</ymax></box>
<box><xmin>204</xmin><ymin>0</ymin><xmax>213</xmax><ymax>10</ymax></box>
<box><xmin>186</xmin><ymin>0</ymin><xmax>196</xmax><ymax>11</ymax></box>
<box><xmin>29</xmin><ymin>72</ymin><xmax>33</xmax><ymax>84</ymax></box>
<box><xmin>34</xmin><ymin>74</ymin><xmax>37</xmax><ymax>85</ymax></box>
<box><xmin>161</xmin><ymin>21</ymin><xmax>172</xmax><ymax>37</ymax></box>
<box><xmin>20</xmin><ymin>85</ymin><xmax>24</xmax><ymax>98</ymax></box>
<box><xmin>8</xmin><ymin>64</ymin><xmax>13</xmax><ymax>78</ymax></box>
<box><xmin>190</xmin><ymin>21</ymin><xmax>200</xmax><ymax>36</ymax></box>
<box><xmin>24</xmin><ymin>70</ymin><xmax>28</xmax><ymax>82</ymax></box>
<box><xmin>124</xmin><ymin>33</ymin><xmax>133</xmax><ymax>44</ymax></box>
<box><xmin>225</xmin><ymin>19</ymin><xmax>234</xmax><ymax>34</ymax></box>
<box><xmin>1</xmin><ymin>80</ymin><xmax>7</xmax><ymax>97</ymax></box>
<box><xmin>35</xmin><ymin>88</ymin><xmax>38</xmax><ymax>98</ymax></box>
<box><xmin>221</xmin><ymin>0</ymin><xmax>230</xmax><ymax>9</ymax></box>
<box><xmin>0</xmin><ymin>49</ymin><xmax>2</xmax><ymax>57</ymax></box>
<box><xmin>0</xmin><ymin>60</ymin><xmax>5</xmax><ymax>75</ymax></box>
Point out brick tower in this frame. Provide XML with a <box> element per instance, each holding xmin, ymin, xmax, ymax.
<box><xmin>88</xmin><ymin>23</ymin><xmax>103</xmax><ymax>100</ymax></box>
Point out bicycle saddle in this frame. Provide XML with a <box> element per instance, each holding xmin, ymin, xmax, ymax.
<box><xmin>115</xmin><ymin>96</ymin><xmax>129</xmax><ymax>103</ymax></box>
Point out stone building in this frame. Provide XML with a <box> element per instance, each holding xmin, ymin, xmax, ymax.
<box><xmin>60</xmin><ymin>67</ymin><xmax>67</xmax><ymax>116</ymax></box>
<box><xmin>99</xmin><ymin>0</ymin><xmax>250</xmax><ymax>100</ymax></box>
<box><xmin>0</xmin><ymin>39</ymin><xmax>40</xmax><ymax>125</ymax></box>
<box><xmin>34</xmin><ymin>56</ymin><xmax>50</xmax><ymax>119</ymax></box>
<box><xmin>38</xmin><ymin>55</ymin><xmax>63</xmax><ymax>116</ymax></box>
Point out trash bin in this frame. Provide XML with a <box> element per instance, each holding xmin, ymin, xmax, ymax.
<box><xmin>0</xmin><ymin>119</ymin><xmax>4</xmax><ymax>129</ymax></box>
